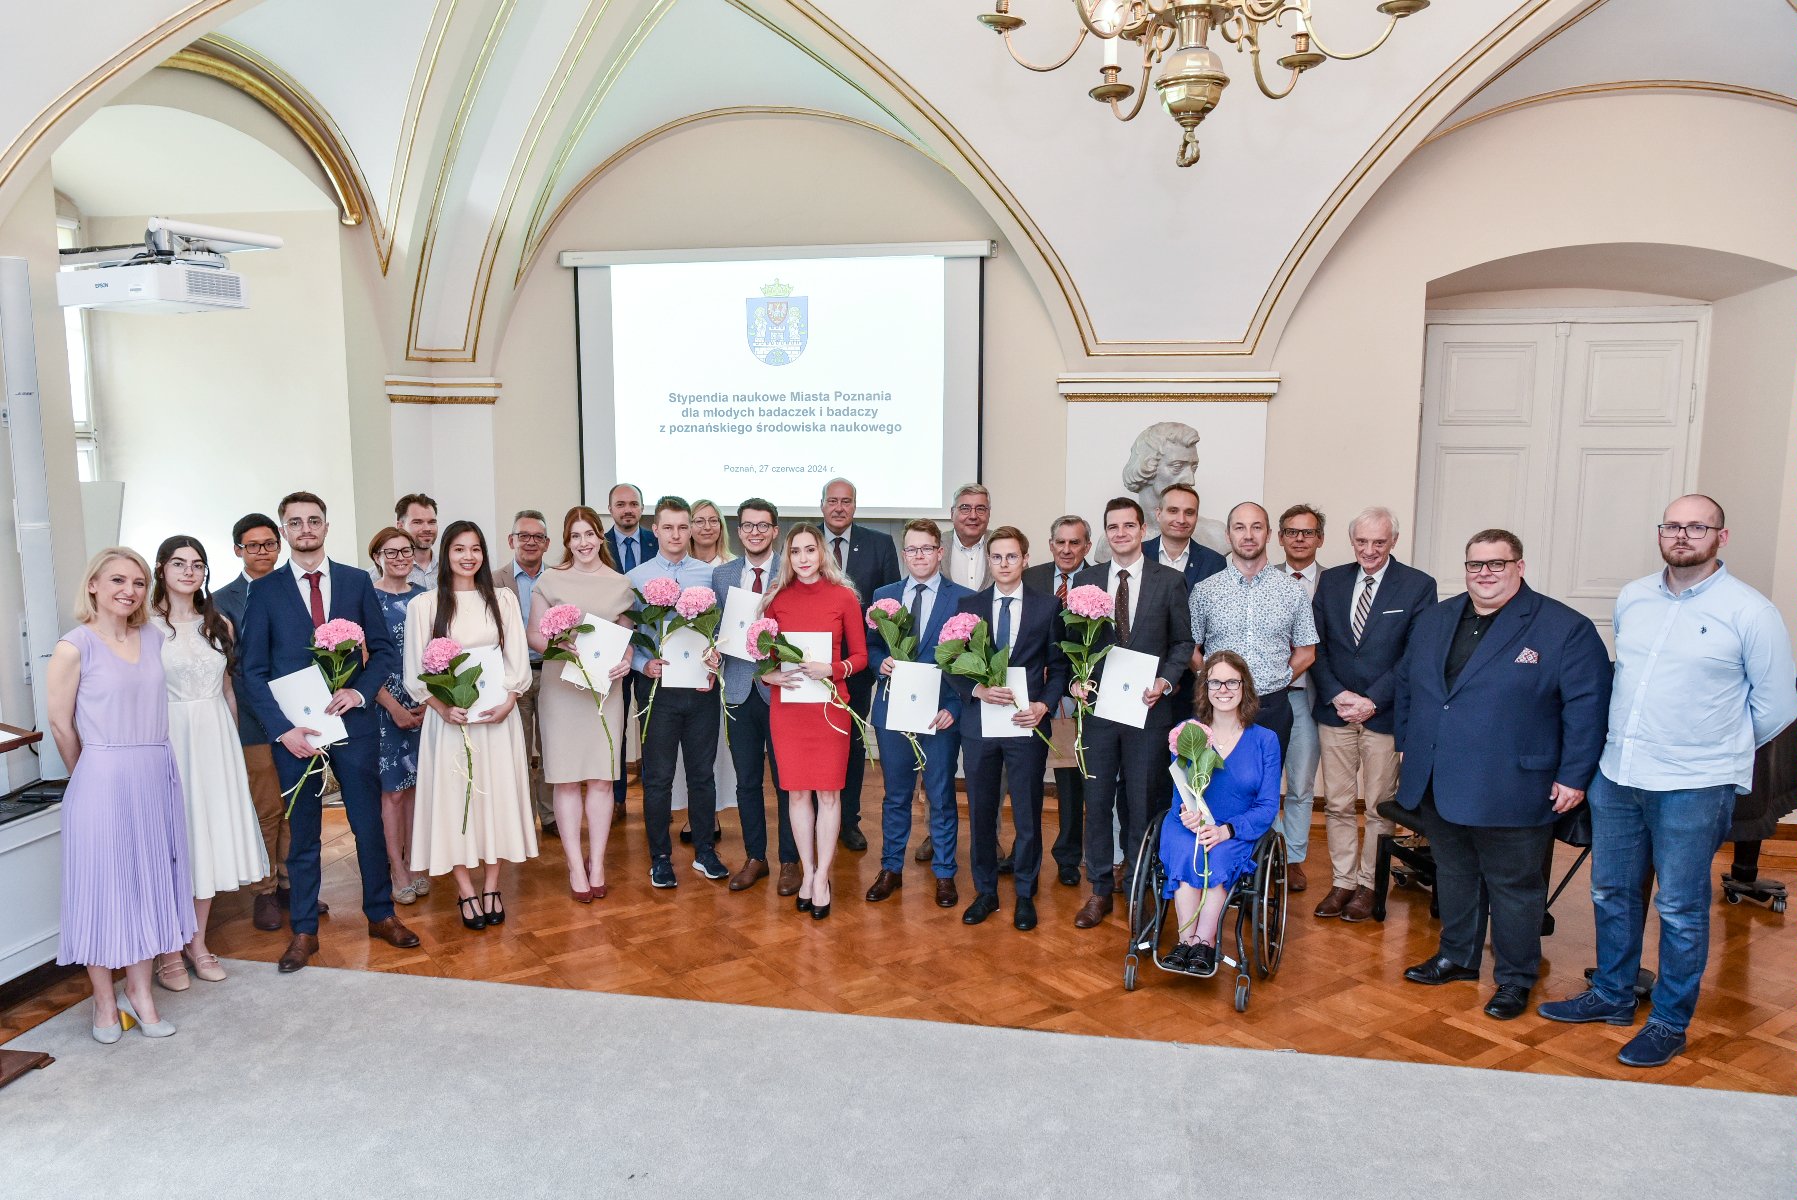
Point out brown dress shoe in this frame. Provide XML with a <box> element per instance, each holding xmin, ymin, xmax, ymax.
<box><xmin>777</xmin><ymin>861</ymin><xmax>803</xmax><ymax>896</ymax></box>
<box><xmin>1073</xmin><ymin>894</ymin><xmax>1114</xmax><ymax>929</ymax></box>
<box><xmin>865</xmin><ymin>869</ymin><xmax>902</xmax><ymax>902</ymax></box>
<box><xmin>278</xmin><ymin>933</ymin><xmax>319</xmax><ymax>974</ymax></box>
<box><xmin>252</xmin><ymin>891</ymin><xmax>283</xmax><ymax>932</ymax></box>
<box><xmin>1286</xmin><ymin>863</ymin><xmax>1308</xmax><ymax>893</ymax></box>
<box><xmin>935</xmin><ymin>877</ymin><xmax>958</xmax><ymax>908</ymax></box>
<box><xmin>729</xmin><ymin>858</ymin><xmax>769</xmax><ymax>892</ymax></box>
<box><xmin>1341</xmin><ymin>886</ymin><xmax>1375</xmax><ymax>923</ymax></box>
<box><xmin>1313</xmin><ymin>886</ymin><xmax>1355</xmax><ymax>918</ymax></box>
<box><xmin>368</xmin><ymin>916</ymin><xmax>421</xmax><ymax>948</ymax></box>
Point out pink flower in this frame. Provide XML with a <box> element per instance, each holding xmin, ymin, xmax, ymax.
<box><xmin>1064</xmin><ymin>585</ymin><xmax>1114</xmax><ymax>621</ymax></box>
<box><xmin>538</xmin><ymin>603</ymin><xmax>583</xmax><ymax>642</ymax></box>
<box><xmin>313</xmin><ymin>619</ymin><xmax>365</xmax><ymax>652</ymax></box>
<box><xmin>866</xmin><ymin>598</ymin><xmax>902</xmax><ymax>627</ymax></box>
<box><xmin>1169</xmin><ymin>719</ymin><xmax>1216</xmax><ymax>755</ymax></box>
<box><xmin>675</xmin><ymin>586</ymin><xmax>718</xmax><ymax>620</ymax></box>
<box><xmin>421</xmin><ymin>637</ymin><xmax>462</xmax><ymax>675</ymax></box>
<box><xmin>744</xmin><ymin>617</ymin><xmax>780</xmax><ymax>659</ymax></box>
<box><xmin>937</xmin><ymin>612</ymin><xmax>982</xmax><ymax>645</ymax></box>
<box><xmin>640</xmin><ymin>576</ymin><xmax>682</xmax><ymax>608</ymax></box>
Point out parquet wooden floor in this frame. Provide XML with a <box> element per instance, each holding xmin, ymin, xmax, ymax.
<box><xmin>5</xmin><ymin>786</ymin><xmax>1794</xmax><ymax>1095</ymax></box>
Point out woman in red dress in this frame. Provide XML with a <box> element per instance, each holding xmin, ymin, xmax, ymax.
<box><xmin>761</xmin><ymin>524</ymin><xmax>868</xmax><ymax>919</ymax></box>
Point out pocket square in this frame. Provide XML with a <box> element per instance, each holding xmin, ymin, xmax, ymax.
<box><xmin>1514</xmin><ymin>647</ymin><xmax>1540</xmax><ymax>665</ymax></box>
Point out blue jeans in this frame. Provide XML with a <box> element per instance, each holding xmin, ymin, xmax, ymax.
<box><xmin>875</xmin><ymin>724</ymin><xmax>961</xmax><ymax>877</ymax></box>
<box><xmin>1280</xmin><ymin>688</ymin><xmax>1318</xmax><ymax>865</ymax></box>
<box><xmin>1588</xmin><ymin>773</ymin><xmax>1736</xmax><ymax>1033</ymax></box>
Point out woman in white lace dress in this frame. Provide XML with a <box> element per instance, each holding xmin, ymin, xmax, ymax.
<box><xmin>148</xmin><ymin>536</ymin><xmax>268</xmax><ymax>989</ymax></box>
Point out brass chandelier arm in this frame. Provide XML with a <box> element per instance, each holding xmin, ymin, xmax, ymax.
<box><xmin>1296</xmin><ymin>7</ymin><xmax>1403</xmax><ymax>62</ymax></box>
<box><xmin>1106</xmin><ymin>56</ymin><xmax>1157</xmax><ymax>120</ymax></box>
<box><xmin>1002</xmin><ymin>24</ymin><xmax>1089</xmax><ymax>71</ymax></box>
<box><xmin>1247</xmin><ymin>41</ymin><xmax>1303</xmax><ymax>100</ymax></box>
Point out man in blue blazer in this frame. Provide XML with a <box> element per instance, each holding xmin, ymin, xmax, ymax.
<box><xmin>820</xmin><ymin>477</ymin><xmax>902</xmax><ymax>850</ymax></box>
<box><xmin>950</xmin><ymin>526</ymin><xmax>1071</xmax><ymax>931</ymax></box>
<box><xmin>1394</xmin><ymin>528</ymin><xmax>1610</xmax><ymax>1020</ymax></box>
<box><xmin>708</xmin><ymin>499</ymin><xmax>795</xmax><ymax>894</ymax></box>
<box><xmin>864</xmin><ymin>519</ymin><xmax>973</xmax><ymax>909</ymax></box>
<box><xmin>238</xmin><ymin>491</ymin><xmax>420</xmax><ymax>972</ymax></box>
<box><xmin>1141</xmin><ymin>483</ymin><xmax>1227</xmax><ymax>751</ymax></box>
<box><xmin>1308</xmin><ymin>507</ymin><xmax>1437</xmax><ymax>923</ymax></box>
<box><xmin>604</xmin><ymin>483</ymin><xmax>658</xmax><ymax>572</ymax></box>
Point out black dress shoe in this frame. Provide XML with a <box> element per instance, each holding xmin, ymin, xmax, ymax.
<box><xmin>1164</xmin><ymin>942</ymin><xmax>1194</xmax><ymax>971</ymax></box>
<box><xmin>1014</xmin><ymin>897</ymin><xmax>1037</xmax><ymax>931</ymax></box>
<box><xmin>1404</xmin><ymin>955</ymin><xmax>1480</xmax><ymax>986</ymax></box>
<box><xmin>1484</xmin><ymin>984</ymin><xmax>1530</xmax><ymax>1021</ymax></box>
<box><xmin>840</xmin><ymin>826</ymin><xmax>868</xmax><ymax>852</ymax></box>
<box><xmin>962</xmin><ymin>893</ymin><xmax>1000</xmax><ymax>925</ymax></box>
<box><xmin>1057</xmin><ymin>866</ymin><xmax>1080</xmax><ymax>888</ymax></box>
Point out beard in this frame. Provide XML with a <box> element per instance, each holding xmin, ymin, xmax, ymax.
<box><xmin>1660</xmin><ymin>540</ymin><xmax>1717</xmax><ymax>569</ymax></box>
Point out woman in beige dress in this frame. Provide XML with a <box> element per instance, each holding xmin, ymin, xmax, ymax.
<box><xmin>405</xmin><ymin>521</ymin><xmax>535</xmax><ymax>931</ymax></box>
<box><xmin>528</xmin><ymin>505</ymin><xmax>633</xmax><ymax>901</ymax></box>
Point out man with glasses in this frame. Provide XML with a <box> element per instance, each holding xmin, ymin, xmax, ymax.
<box><xmin>1025</xmin><ymin>516</ymin><xmax>1097</xmax><ymax>886</ymax></box>
<box><xmin>1308</xmin><ymin>507</ymin><xmax>1436</xmax><ymax>920</ymax></box>
<box><xmin>1540</xmin><ymin>496</ymin><xmax>1796</xmax><ymax>1066</ymax></box>
<box><xmin>214</xmin><ymin>512</ymin><xmax>302</xmax><ymax>933</ymax></box>
<box><xmin>497</xmin><ymin>510</ymin><xmax>554</xmax><ymax>833</ymax></box>
<box><xmin>1393</xmin><ymin>529</ymin><xmax>1609</xmax><ymax>1021</ymax></box>
<box><xmin>1272</xmin><ymin>504</ymin><xmax>1326</xmax><ymax>894</ymax></box>
<box><xmin>818</xmin><ymin>477</ymin><xmax>900</xmax><ymax>851</ymax></box>
<box><xmin>946</xmin><ymin>483</ymin><xmax>993</xmax><ymax>591</ymax></box>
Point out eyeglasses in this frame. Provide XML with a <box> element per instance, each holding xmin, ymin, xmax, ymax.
<box><xmin>1657</xmin><ymin>523</ymin><xmax>1716</xmax><ymax>539</ymax></box>
<box><xmin>512</xmin><ymin>533</ymin><xmax>550</xmax><ymax>545</ymax></box>
<box><xmin>988</xmin><ymin>552</ymin><xmax>1022</xmax><ymax>565</ymax></box>
<box><xmin>1205</xmin><ymin>678</ymin><xmax>1243</xmax><ymax>692</ymax></box>
<box><xmin>1279</xmin><ymin>529</ymin><xmax>1320</xmax><ymax>540</ymax></box>
<box><xmin>902</xmin><ymin>545</ymin><xmax>940</xmax><ymax>557</ymax></box>
<box><xmin>378</xmin><ymin>548</ymin><xmax>415</xmax><ymax>561</ymax></box>
<box><xmin>284</xmin><ymin>516</ymin><xmax>324</xmax><ymax>530</ymax></box>
<box><xmin>238</xmin><ymin>539</ymin><xmax>279</xmax><ymax>554</ymax></box>
<box><xmin>955</xmin><ymin>504</ymin><xmax>991</xmax><ymax>516</ymax></box>
<box><xmin>167</xmin><ymin>560</ymin><xmax>206</xmax><ymax>574</ymax></box>
<box><xmin>692</xmin><ymin>517</ymin><xmax>721</xmax><ymax>528</ymax></box>
<box><xmin>739</xmin><ymin>521</ymin><xmax>774</xmax><ymax>534</ymax></box>
<box><xmin>1464</xmin><ymin>559</ymin><xmax>1518</xmax><ymax>574</ymax></box>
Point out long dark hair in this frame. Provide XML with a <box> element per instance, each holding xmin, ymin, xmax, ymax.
<box><xmin>151</xmin><ymin>535</ymin><xmax>234</xmax><ymax>665</ymax></box>
<box><xmin>432</xmin><ymin>520</ymin><xmax>507</xmax><ymax>653</ymax></box>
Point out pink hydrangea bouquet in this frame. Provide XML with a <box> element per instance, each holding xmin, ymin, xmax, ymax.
<box><xmin>629</xmin><ymin>576</ymin><xmax>686</xmax><ymax>740</ymax></box>
<box><xmin>1060</xmin><ymin>584</ymin><xmax>1116</xmax><ymax>778</ymax></box>
<box><xmin>280</xmin><ymin>619</ymin><xmax>368</xmax><ymax>816</ymax></box>
<box><xmin>934</xmin><ymin>613</ymin><xmax>1050</xmax><ymax>748</ymax></box>
<box><xmin>749</xmin><ymin>616</ymin><xmax>876</xmax><ymax>747</ymax></box>
<box><xmin>866</xmin><ymin>598</ymin><xmax>928</xmax><ymax>771</ymax></box>
<box><xmin>417</xmin><ymin>636</ymin><xmax>487</xmax><ymax>834</ymax></box>
<box><xmin>538</xmin><ymin>603</ymin><xmax>617</xmax><ymax>767</ymax></box>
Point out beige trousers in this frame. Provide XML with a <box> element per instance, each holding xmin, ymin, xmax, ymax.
<box><xmin>516</xmin><ymin>664</ymin><xmax>553</xmax><ymax>824</ymax></box>
<box><xmin>1317</xmin><ymin>722</ymin><xmax>1401</xmax><ymax>890</ymax></box>
<box><xmin>242</xmin><ymin>742</ymin><xmax>288</xmax><ymax>893</ymax></box>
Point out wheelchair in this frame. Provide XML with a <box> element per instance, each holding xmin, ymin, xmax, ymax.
<box><xmin>1121</xmin><ymin>819</ymin><xmax>1288</xmax><ymax>1012</ymax></box>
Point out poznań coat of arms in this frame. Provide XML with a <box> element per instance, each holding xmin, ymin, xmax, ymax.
<box><xmin>746</xmin><ymin>278</ymin><xmax>807</xmax><ymax>366</ymax></box>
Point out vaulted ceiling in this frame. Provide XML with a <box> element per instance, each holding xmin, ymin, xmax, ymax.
<box><xmin>13</xmin><ymin>0</ymin><xmax>1797</xmax><ymax>371</ymax></box>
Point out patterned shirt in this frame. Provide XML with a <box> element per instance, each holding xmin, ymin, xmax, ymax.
<box><xmin>1188</xmin><ymin>558</ymin><xmax>1319</xmax><ymax>692</ymax></box>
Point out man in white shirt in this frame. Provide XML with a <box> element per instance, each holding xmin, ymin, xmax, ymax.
<box><xmin>496</xmin><ymin>509</ymin><xmax>553</xmax><ymax>832</ymax></box>
<box><xmin>1023</xmin><ymin>516</ymin><xmax>1093</xmax><ymax>885</ymax></box>
<box><xmin>1274</xmin><ymin>503</ymin><xmax>1325</xmax><ymax>893</ymax></box>
<box><xmin>946</xmin><ymin>483</ymin><xmax>992</xmax><ymax>591</ymax></box>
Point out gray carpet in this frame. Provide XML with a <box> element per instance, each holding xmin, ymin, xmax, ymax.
<box><xmin>2</xmin><ymin>963</ymin><xmax>1793</xmax><ymax>1198</ymax></box>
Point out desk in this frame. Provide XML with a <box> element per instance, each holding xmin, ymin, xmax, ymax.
<box><xmin>0</xmin><ymin>724</ymin><xmax>57</xmax><ymax>1086</ymax></box>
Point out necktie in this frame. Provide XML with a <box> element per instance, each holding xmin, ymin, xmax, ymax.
<box><xmin>1055</xmin><ymin>572</ymin><xmax>1068</xmax><ymax>602</ymax></box>
<box><xmin>908</xmin><ymin>583</ymin><xmax>925</xmax><ymax>621</ymax></box>
<box><xmin>622</xmin><ymin>536</ymin><xmax>637</xmax><ymax>572</ymax></box>
<box><xmin>1115</xmin><ymin>568</ymin><xmax>1131</xmax><ymax>646</ymax></box>
<box><xmin>996</xmin><ymin>596</ymin><xmax>1014</xmax><ymax>650</ymax></box>
<box><xmin>304</xmin><ymin>570</ymin><xmax>326</xmax><ymax>629</ymax></box>
<box><xmin>833</xmin><ymin>536</ymin><xmax>847</xmax><ymax>570</ymax></box>
<box><xmin>1352</xmin><ymin>573</ymin><xmax>1375</xmax><ymax>644</ymax></box>
<box><xmin>751</xmin><ymin>567</ymin><xmax>764</xmax><ymax>594</ymax></box>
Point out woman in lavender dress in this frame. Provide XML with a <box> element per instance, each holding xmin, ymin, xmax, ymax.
<box><xmin>47</xmin><ymin>548</ymin><xmax>196</xmax><ymax>1042</ymax></box>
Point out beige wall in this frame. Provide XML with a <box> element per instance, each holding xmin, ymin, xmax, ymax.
<box><xmin>493</xmin><ymin>112</ymin><xmax>1064</xmax><ymax>546</ymax></box>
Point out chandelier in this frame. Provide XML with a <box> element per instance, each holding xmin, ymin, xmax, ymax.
<box><xmin>976</xmin><ymin>1</ymin><xmax>1431</xmax><ymax>167</ymax></box>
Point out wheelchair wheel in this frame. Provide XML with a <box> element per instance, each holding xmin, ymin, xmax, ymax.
<box><xmin>1127</xmin><ymin>824</ymin><xmax>1162</xmax><ymax>936</ymax></box>
<box><xmin>1234</xmin><ymin>977</ymin><xmax>1250</xmax><ymax>1013</ymax></box>
<box><xmin>1123</xmin><ymin>956</ymin><xmax>1138</xmax><ymax>992</ymax></box>
<box><xmin>1252</xmin><ymin>833</ymin><xmax>1288</xmax><ymax>980</ymax></box>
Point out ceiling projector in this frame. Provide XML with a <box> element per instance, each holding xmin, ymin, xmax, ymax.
<box><xmin>56</xmin><ymin>217</ymin><xmax>283</xmax><ymax>314</ymax></box>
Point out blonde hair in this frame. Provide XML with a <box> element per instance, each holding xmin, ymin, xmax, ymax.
<box><xmin>74</xmin><ymin>547</ymin><xmax>152</xmax><ymax>628</ymax></box>
<box><xmin>691</xmin><ymin>499</ymin><xmax>735</xmax><ymax>564</ymax></box>
<box><xmin>760</xmin><ymin>523</ymin><xmax>856</xmax><ymax>613</ymax></box>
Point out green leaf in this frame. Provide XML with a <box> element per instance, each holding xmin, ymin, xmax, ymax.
<box><xmin>895</xmin><ymin>635</ymin><xmax>918</xmax><ymax>662</ymax></box>
<box><xmin>991</xmin><ymin>645</ymin><xmax>1011</xmax><ymax>678</ymax></box>
<box><xmin>1058</xmin><ymin>640</ymin><xmax>1086</xmax><ymax>658</ymax></box>
<box><xmin>948</xmin><ymin>650</ymin><xmax>984</xmax><ymax>677</ymax></box>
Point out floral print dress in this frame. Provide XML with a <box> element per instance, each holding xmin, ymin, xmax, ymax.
<box><xmin>376</xmin><ymin>584</ymin><xmax>426</xmax><ymax>790</ymax></box>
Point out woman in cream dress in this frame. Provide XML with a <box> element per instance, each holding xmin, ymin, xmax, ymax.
<box><xmin>405</xmin><ymin>521</ymin><xmax>535</xmax><ymax>930</ymax></box>
<box><xmin>527</xmin><ymin>506</ymin><xmax>632</xmax><ymax>901</ymax></box>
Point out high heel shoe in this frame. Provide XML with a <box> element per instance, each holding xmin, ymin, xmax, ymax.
<box><xmin>811</xmin><ymin>885</ymin><xmax>832</xmax><ymax>921</ymax></box>
<box><xmin>795</xmin><ymin>894</ymin><xmax>813</xmax><ymax>913</ymax></box>
<box><xmin>117</xmin><ymin>996</ymin><xmax>175</xmax><ymax>1039</ymax></box>
<box><xmin>184</xmin><ymin>949</ymin><xmax>227</xmax><ymax>982</ymax></box>
<box><xmin>592</xmin><ymin>882</ymin><xmax>608</xmax><ymax>900</ymax></box>
<box><xmin>482</xmin><ymin>891</ymin><xmax>506</xmax><ymax>926</ymax></box>
<box><xmin>459</xmin><ymin>895</ymin><xmax>487</xmax><ymax>930</ymax></box>
<box><xmin>92</xmin><ymin>998</ymin><xmax>133</xmax><ymax>1044</ymax></box>
<box><xmin>571</xmin><ymin>881</ymin><xmax>593</xmax><ymax>904</ymax></box>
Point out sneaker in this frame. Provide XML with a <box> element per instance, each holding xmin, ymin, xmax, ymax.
<box><xmin>1163</xmin><ymin>942</ymin><xmax>1194</xmax><ymax>971</ymax></box>
<box><xmin>1538</xmin><ymin>988</ymin><xmax>1638</xmax><ymax>1026</ymax></box>
<box><xmin>693</xmin><ymin>851</ymin><xmax>729</xmax><ymax>881</ymax></box>
<box><xmin>1617</xmin><ymin>1021</ymin><xmax>1686</xmax><ymax>1068</ymax></box>
<box><xmin>649</xmin><ymin>858</ymin><xmax>678</xmax><ymax>889</ymax></box>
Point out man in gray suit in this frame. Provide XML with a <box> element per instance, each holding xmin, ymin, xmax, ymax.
<box><xmin>1024</xmin><ymin>515</ymin><xmax>1095</xmax><ymax>887</ymax></box>
<box><xmin>710</xmin><ymin>498</ymin><xmax>798</xmax><ymax>893</ymax></box>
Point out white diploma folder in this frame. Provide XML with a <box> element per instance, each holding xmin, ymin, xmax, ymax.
<box><xmin>884</xmin><ymin>661</ymin><xmax>942</xmax><ymax>735</ymax></box>
<box><xmin>269</xmin><ymin>665</ymin><xmax>348</xmax><ymax>747</ymax></box>
<box><xmin>465</xmin><ymin>645</ymin><xmax>508</xmax><ymax>721</ymax></box>
<box><xmin>980</xmin><ymin>666</ymin><xmax>1031</xmax><ymax>739</ymax></box>
<box><xmin>780</xmin><ymin>631</ymin><xmax>834</xmax><ymax>704</ymax></box>
<box><xmin>660</xmin><ymin>626</ymin><xmax>713</xmax><ymax>689</ymax></box>
<box><xmin>1093</xmin><ymin>646</ymin><xmax>1159</xmax><ymax>731</ymax></box>
<box><xmin>1169</xmin><ymin>763</ymin><xmax>1216</xmax><ymax>825</ymax></box>
<box><xmin>718</xmin><ymin>586</ymin><xmax>762</xmax><ymax>661</ymax></box>
<box><xmin>560</xmin><ymin>613</ymin><xmax>631</xmax><ymax>695</ymax></box>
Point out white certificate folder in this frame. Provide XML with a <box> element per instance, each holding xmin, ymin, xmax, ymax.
<box><xmin>979</xmin><ymin>666</ymin><xmax>1031</xmax><ymax>739</ymax></box>
<box><xmin>560</xmin><ymin>613</ymin><xmax>631</xmax><ymax>695</ymax></box>
<box><xmin>269</xmin><ymin>665</ymin><xmax>349</xmax><ymax>746</ymax></box>
<box><xmin>1092</xmin><ymin>647</ymin><xmax>1158</xmax><ymax>730</ymax></box>
<box><xmin>781</xmin><ymin>632</ymin><xmax>834</xmax><ymax>704</ymax></box>
<box><xmin>718</xmin><ymin>586</ymin><xmax>762</xmax><ymax>661</ymax></box>
<box><xmin>884</xmin><ymin>661</ymin><xmax>942</xmax><ymax>735</ymax></box>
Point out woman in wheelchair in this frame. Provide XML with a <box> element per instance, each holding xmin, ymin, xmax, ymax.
<box><xmin>1161</xmin><ymin>651</ymin><xmax>1282</xmax><ymax>974</ymax></box>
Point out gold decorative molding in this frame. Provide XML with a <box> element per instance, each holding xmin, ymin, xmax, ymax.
<box><xmin>385</xmin><ymin>374</ymin><xmax>501</xmax><ymax>404</ymax></box>
<box><xmin>388</xmin><ymin>393</ymin><xmax>498</xmax><ymax>405</ymax></box>
<box><xmin>1057</xmin><ymin>372</ymin><xmax>1279</xmax><ymax>402</ymax></box>
<box><xmin>1451</xmin><ymin>0</ymin><xmax>1611</xmax><ymax>115</ymax></box>
<box><xmin>383</xmin><ymin>0</ymin><xmax>460</xmax><ymax>268</ymax></box>
<box><xmin>1420</xmin><ymin>80</ymin><xmax>1797</xmax><ymax>148</ymax></box>
<box><xmin>1062</xmin><ymin>393</ymin><xmax>1273</xmax><ymax>403</ymax></box>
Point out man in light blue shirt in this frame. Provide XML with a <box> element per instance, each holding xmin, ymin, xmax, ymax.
<box><xmin>1541</xmin><ymin>495</ymin><xmax>1797</xmax><ymax>1067</ymax></box>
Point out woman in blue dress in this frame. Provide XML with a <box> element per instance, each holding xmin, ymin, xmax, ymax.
<box><xmin>1160</xmin><ymin>650</ymin><xmax>1281</xmax><ymax>974</ymax></box>
<box><xmin>370</xmin><ymin>527</ymin><xmax>429</xmax><ymax>904</ymax></box>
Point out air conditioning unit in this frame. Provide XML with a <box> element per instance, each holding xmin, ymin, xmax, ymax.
<box><xmin>56</xmin><ymin>261</ymin><xmax>249</xmax><ymax>314</ymax></box>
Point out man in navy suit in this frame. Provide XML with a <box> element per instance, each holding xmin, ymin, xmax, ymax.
<box><xmin>819</xmin><ymin>477</ymin><xmax>902</xmax><ymax>850</ymax></box>
<box><xmin>1142</xmin><ymin>483</ymin><xmax>1227</xmax><ymax>728</ymax></box>
<box><xmin>864</xmin><ymin>519</ymin><xmax>974</xmax><ymax>908</ymax></box>
<box><xmin>1024</xmin><ymin>515</ymin><xmax>1094</xmax><ymax>886</ymax></box>
<box><xmin>950</xmin><ymin>526</ymin><xmax>1070</xmax><ymax>931</ymax></box>
<box><xmin>238</xmin><ymin>491</ymin><xmax>421</xmax><ymax>973</ymax></box>
<box><xmin>1070</xmin><ymin>499</ymin><xmax>1195</xmax><ymax>930</ymax></box>
<box><xmin>1309</xmin><ymin>506</ymin><xmax>1437</xmax><ymax>923</ymax></box>
<box><xmin>1394</xmin><ymin>528</ymin><xmax>1610</xmax><ymax>1021</ymax></box>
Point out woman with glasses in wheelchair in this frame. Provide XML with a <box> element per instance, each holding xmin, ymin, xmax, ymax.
<box><xmin>1161</xmin><ymin>651</ymin><xmax>1282</xmax><ymax>974</ymax></box>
